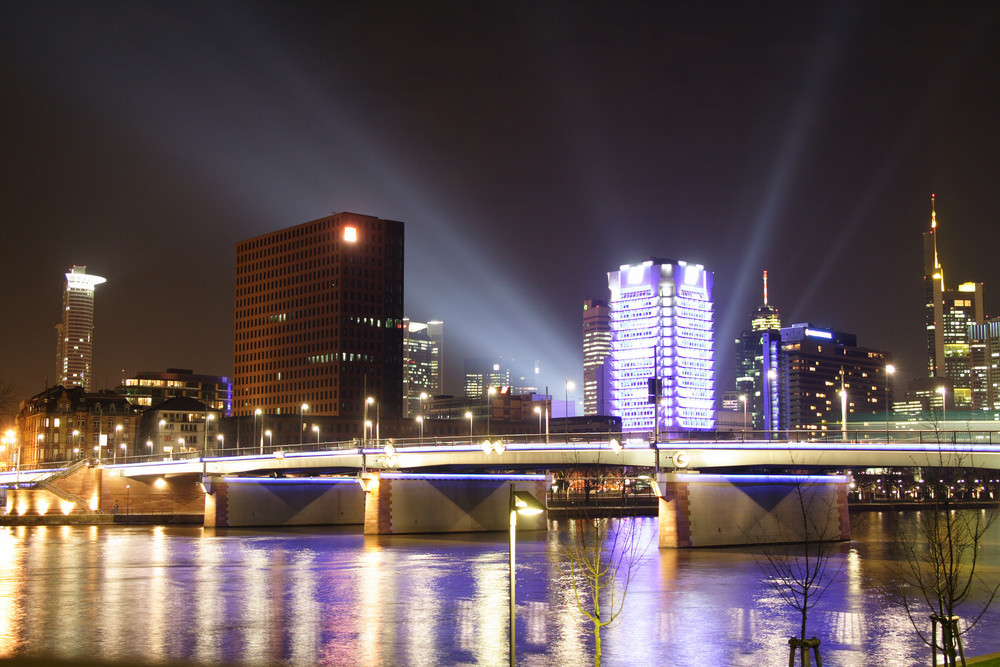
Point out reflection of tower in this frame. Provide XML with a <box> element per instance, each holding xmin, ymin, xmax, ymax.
<box><xmin>56</xmin><ymin>265</ymin><xmax>106</xmax><ymax>390</ymax></box>
<box><xmin>735</xmin><ymin>271</ymin><xmax>781</xmax><ymax>429</ymax></box>
<box><xmin>582</xmin><ymin>299</ymin><xmax>611</xmax><ymax>415</ymax></box>
<box><xmin>923</xmin><ymin>196</ymin><xmax>984</xmax><ymax>406</ymax></box>
<box><xmin>607</xmin><ymin>258</ymin><xmax>715</xmax><ymax>432</ymax></box>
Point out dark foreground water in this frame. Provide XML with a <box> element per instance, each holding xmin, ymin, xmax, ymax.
<box><xmin>0</xmin><ymin>511</ymin><xmax>998</xmax><ymax>666</ymax></box>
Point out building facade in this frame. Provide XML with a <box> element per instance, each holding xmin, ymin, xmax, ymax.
<box><xmin>761</xmin><ymin>323</ymin><xmax>891</xmax><ymax>433</ymax></box>
<box><xmin>582</xmin><ymin>298</ymin><xmax>611</xmax><ymax>416</ymax></box>
<box><xmin>734</xmin><ymin>271</ymin><xmax>781</xmax><ymax>430</ymax></box>
<box><xmin>117</xmin><ymin>368</ymin><xmax>233</xmax><ymax>415</ymax></box>
<box><xmin>233</xmin><ymin>212</ymin><xmax>404</xmax><ymax>428</ymax></box>
<box><xmin>403</xmin><ymin>319</ymin><xmax>444</xmax><ymax>416</ymax></box>
<box><xmin>607</xmin><ymin>259</ymin><xmax>715</xmax><ymax>432</ymax></box>
<box><xmin>138</xmin><ymin>395</ymin><xmax>223</xmax><ymax>458</ymax></box>
<box><xmin>16</xmin><ymin>386</ymin><xmax>138</xmax><ymax>465</ymax></box>
<box><xmin>56</xmin><ymin>266</ymin><xmax>106</xmax><ymax>390</ymax></box>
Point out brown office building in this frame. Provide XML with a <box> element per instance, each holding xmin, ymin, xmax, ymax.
<box><xmin>234</xmin><ymin>212</ymin><xmax>404</xmax><ymax>427</ymax></box>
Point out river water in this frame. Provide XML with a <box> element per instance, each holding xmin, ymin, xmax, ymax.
<box><xmin>0</xmin><ymin>511</ymin><xmax>998</xmax><ymax>666</ymax></box>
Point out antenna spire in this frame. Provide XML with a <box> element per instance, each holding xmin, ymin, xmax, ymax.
<box><xmin>763</xmin><ymin>270</ymin><xmax>769</xmax><ymax>306</ymax></box>
<box><xmin>931</xmin><ymin>194</ymin><xmax>941</xmax><ymax>273</ymax></box>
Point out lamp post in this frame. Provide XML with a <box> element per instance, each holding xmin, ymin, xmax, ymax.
<box><xmin>534</xmin><ymin>406</ymin><xmax>542</xmax><ymax>435</ymax></box>
<box><xmin>300</xmin><ymin>403</ymin><xmax>308</xmax><ymax>445</ymax></box>
<box><xmin>265</xmin><ymin>429</ymin><xmax>272</xmax><ymax>452</ymax></box>
<box><xmin>114</xmin><ymin>424</ymin><xmax>123</xmax><ymax>463</ymax></box>
<box><xmin>158</xmin><ymin>420</ymin><xmax>166</xmax><ymax>456</ymax></box>
<box><xmin>364</xmin><ymin>397</ymin><xmax>374</xmax><ymax>444</ymax></box>
<box><xmin>416</xmin><ymin>415</ymin><xmax>424</xmax><ymax>439</ymax></box>
<box><xmin>419</xmin><ymin>391</ymin><xmax>428</xmax><ymax>420</ymax></box>
<box><xmin>312</xmin><ymin>424</ymin><xmax>320</xmax><ymax>444</ymax></box>
<box><xmin>205</xmin><ymin>413</ymin><xmax>215</xmax><ymax>454</ymax></box>
<box><xmin>840</xmin><ymin>390</ymin><xmax>848</xmax><ymax>443</ymax></box>
<box><xmin>937</xmin><ymin>386</ymin><xmax>947</xmax><ymax>427</ymax></box>
<box><xmin>487</xmin><ymin>386</ymin><xmax>496</xmax><ymax>436</ymax></box>
<box><xmin>564</xmin><ymin>380</ymin><xmax>575</xmax><ymax>436</ymax></box>
<box><xmin>216</xmin><ymin>433</ymin><xmax>224</xmax><ymax>453</ymax></box>
<box><xmin>125</xmin><ymin>484</ymin><xmax>130</xmax><ymax>515</ymax></box>
<box><xmin>508</xmin><ymin>484</ymin><xmax>544</xmax><ymax>667</ymax></box>
<box><xmin>72</xmin><ymin>430</ymin><xmax>80</xmax><ymax>460</ymax></box>
<box><xmin>465</xmin><ymin>411</ymin><xmax>473</xmax><ymax>438</ymax></box>
<box><xmin>738</xmin><ymin>394</ymin><xmax>747</xmax><ymax>435</ymax></box>
<box><xmin>120</xmin><ymin>443</ymin><xmax>126</xmax><ymax>464</ymax></box>
<box><xmin>146</xmin><ymin>439</ymin><xmax>153</xmax><ymax>458</ymax></box>
<box><xmin>885</xmin><ymin>364</ymin><xmax>895</xmax><ymax>442</ymax></box>
<box><xmin>254</xmin><ymin>408</ymin><xmax>262</xmax><ymax>455</ymax></box>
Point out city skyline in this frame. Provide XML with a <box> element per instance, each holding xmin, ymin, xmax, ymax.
<box><xmin>3</xmin><ymin>3</ymin><xmax>1000</xmax><ymax>408</ymax></box>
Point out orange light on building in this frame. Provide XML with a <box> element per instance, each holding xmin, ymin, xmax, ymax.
<box><xmin>343</xmin><ymin>226</ymin><xmax>358</xmax><ymax>242</ymax></box>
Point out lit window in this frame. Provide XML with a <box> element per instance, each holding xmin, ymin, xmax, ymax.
<box><xmin>344</xmin><ymin>226</ymin><xmax>358</xmax><ymax>242</ymax></box>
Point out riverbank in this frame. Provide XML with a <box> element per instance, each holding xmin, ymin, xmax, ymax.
<box><xmin>0</xmin><ymin>513</ymin><xmax>203</xmax><ymax>526</ymax></box>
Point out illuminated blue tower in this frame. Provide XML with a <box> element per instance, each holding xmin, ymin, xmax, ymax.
<box><xmin>607</xmin><ymin>259</ymin><xmax>715</xmax><ymax>432</ymax></box>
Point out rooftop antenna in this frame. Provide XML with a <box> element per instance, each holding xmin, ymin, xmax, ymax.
<box><xmin>763</xmin><ymin>270</ymin><xmax>769</xmax><ymax>306</ymax></box>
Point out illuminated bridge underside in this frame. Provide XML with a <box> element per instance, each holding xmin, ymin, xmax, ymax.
<box><xmin>32</xmin><ymin>440</ymin><xmax>1000</xmax><ymax>481</ymax></box>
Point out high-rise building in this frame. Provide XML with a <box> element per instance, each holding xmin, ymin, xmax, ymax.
<box><xmin>607</xmin><ymin>259</ymin><xmax>715</xmax><ymax>432</ymax></box>
<box><xmin>761</xmin><ymin>323</ymin><xmax>891</xmax><ymax>432</ymax></box>
<box><xmin>56</xmin><ymin>266</ymin><xmax>106</xmax><ymax>391</ymax></box>
<box><xmin>403</xmin><ymin>319</ymin><xmax>444</xmax><ymax>416</ymax></box>
<box><xmin>735</xmin><ymin>271</ymin><xmax>781</xmax><ymax>430</ymax></box>
<box><xmin>582</xmin><ymin>298</ymin><xmax>611</xmax><ymax>415</ymax></box>
<box><xmin>233</xmin><ymin>212</ymin><xmax>404</xmax><ymax>425</ymax></box>
<box><xmin>923</xmin><ymin>196</ymin><xmax>984</xmax><ymax>406</ymax></box>
<box><xmin>969</xmin><ymin>319</ymin><xmax>1000</xmax><ymax>413</ymax></box>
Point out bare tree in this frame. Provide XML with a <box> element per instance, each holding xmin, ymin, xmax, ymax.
<box><xmin>751</xmin><ymin>478</ymin><xmax>846</xmax><ymax>666</ymax></box>
<box><xmin>894</xmin><ymin>462</ymin><xmax>999</xmax><ymax>667</ymax></box>
<box><xmin>550</xmin><ymin>466</ymin><xmax>652</xmax><ymax>666</ymax></box>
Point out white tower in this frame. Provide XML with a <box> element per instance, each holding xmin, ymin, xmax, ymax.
<box><xmin>56</xmin><ymin>265</ymin><xmax>106</xmax><ymax>390</ymax></box>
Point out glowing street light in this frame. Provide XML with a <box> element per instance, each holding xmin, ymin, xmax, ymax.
<box><xmin>300</xmin><ymin>403</ymin><xmax>309</xmax><ymax>445</ymax></box>
<box><xmin>416</xmin><ymin>415</ymin><xmax>424</xmax><ymax>439</ymax></box>
<box><xmin>564</xmin><ymin>380</ymin><xmax>575</xmax><ymax>435</ymax></box>
<box><xmin>465</xmin><ymin>411</ymin><xmax>473</xmax><ymax>438</ymax></box>
<box><xmin>738</xmin><ymin>394</ymin><xmax>747</xmax><ymax>434</ymax></box>
<box><xmin>254</xmin><ymin>408</ymin><xmax>263</xmax><ymax>454</ymax></box>
<box><xmin>265</xmin><ymin>429</ymin><xmax>272</xmax><ymax>451</ymax></box>
<box><xmin>487</xmin><ymin>386</ymin><xmax>497</xmax><ymax>436</ymax></box>
<box><xmin>937</xmin><ymin>386</ymin><xmax>947</xmax><ymax>425</ymax></box>
<box><xmin>885</xmin><ymin>364</ymin><xmax>895</xmax><ymax>442</ymax></box>
<box><xmin>72</xmin><ymin>430</ymin><xmax>80</xmax><ymax>459</ymax></box>
<box><xmin>216</xmin><ymin>433</ymin><xmax>224</xmax><ymax>451</ymax></box>
<box><xmin>312</xmin><ymin>424</ymin><xmax>320</xmax><ymax>444</ymax></box>
<box><xmin>508</xmin><ymin>484</ymin><xmax>544</xmax><ymax>667</ymax></box>
<box><xmin>364</xmin><ymin>397</ymin><xmax>374</xmax><ymax>444</ymax></box>
<box><xmin>534</xmin><ymin>406</ymin><xmax>542</xmax><ymax>435</ymax></box>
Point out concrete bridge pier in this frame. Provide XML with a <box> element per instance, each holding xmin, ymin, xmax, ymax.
<box><xmin>655</xmin><ymin>472</ymin><xmax>851</xmax><ymax>548</ymax></box>
<box><xmin>362</xmin><ymin>473</ymin><xmax>548</xmax><ymax>535</ymax></box>
<box><xmin>203</xmin><ymin>476</ymin><xmax>365</xmax><ymax>527</ymax></box>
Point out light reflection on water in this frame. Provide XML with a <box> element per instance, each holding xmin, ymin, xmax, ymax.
<box><xmin>0</xmin><ymin>511</ymin><xmax>996</xmax><ymax>666</ymax></box>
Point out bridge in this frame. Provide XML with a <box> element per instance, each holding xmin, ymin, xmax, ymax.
<box><xmin>3</xmin><ymin>431</ymin><xmax>998</xmax><ymax>548</ymax></box>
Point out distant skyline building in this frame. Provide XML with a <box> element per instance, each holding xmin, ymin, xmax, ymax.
<box><xmin>607</xmin><ymin>258</ymin><xmax>715</xmax><ymax>432</ymax></box>
<box><xmin>969</xmin><ymin>319</ymin><xmax>1000</xmax><ymax>413</ymax></box>
<box><xmin>463</xmin><ymin>356</ymin><xmax>538</xmax><ymax>399</ymax></box>
<box><xmin>923</xmin><ymin>195</ymin><xmax>984</xmax><ymax>407</ymax></box>
<box><xmin>233</xmin><ymin>212</ymin><xmax>404</xmax><ymax>427</ymax></box>
<box><xmin>56</xmin><ymin>265</ymin><xmax>106</xmax><ymax>391</ymax></box>
<box><xmin>582</xmin><ymin>298</ymin><xmax>611</xmax><ymax>416</ymax></box>
<box><xmin>762</xmin><ymin>323</ymin><xmax>891</xmax><ymax>432</ymax></box>
<box><xmin>735</xmin><ymin>271</ymin><xmax>781</xmax><ymax>430</ymax></box>
<box><xmin>403</xmin><ymin>318</ymin><xmax>444</xmax><ymax>416</ymax></box>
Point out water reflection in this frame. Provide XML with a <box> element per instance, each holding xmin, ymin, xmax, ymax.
<box><xmin>0</xmin><ymin>514</ymin><xmax>995</xmax><ymax>665</ymax></box>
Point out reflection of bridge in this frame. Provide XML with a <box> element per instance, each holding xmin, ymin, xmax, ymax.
<box><xmin>3</xmin><ymin>432</ymin><xmax>999</xmax><ymax>546</ymax></box>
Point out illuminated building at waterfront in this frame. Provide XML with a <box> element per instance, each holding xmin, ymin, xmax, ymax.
<box><xmin>607</xmin><ymin>259</ymin><xmax>715</xmax><ymax>432</ymax></box>
<box><xmin>117</xmin><ymin>368</ymin><xmax>232</xmax><ymax>415</ymax></box>
<box><xmin>403</xmin><ymin>319</ymin><xmax>443</xmax><ymax>416</ymax></box>
<box><xmin>233</xmin><ymin>212</ymin><xmax>404</xmax><ymax>425</ymax></box>
<box><xmin>924</xmin><ymin>196</ymin><xmax>984</xmax><ymax>407</ymax></box>
<box><xmin>56</xmin><ymin>266</ymin><xmax>106</xmax><ymax>391</ymax></box>
<box><xmin>582</xmin><ymin>298</ymin><xmax>611</xmax><ymax>416</ymax></box>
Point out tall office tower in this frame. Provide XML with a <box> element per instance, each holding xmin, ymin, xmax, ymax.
<box><xmin>56</xmin><ymin>265</ymin><xmax>107</xmax><ymax>390</ymax></box>
<box><xmin>607</xmin><ymin>259</ymin><xmax>715</xmax><ymax>432</ymax></box>
<box><xmin>761</xmin><ymin>323</ymin><xmax>891</xmax><ymax>432</ymax></box>
<box><xmin>582</xmin><ymin>298</ymin><xmax>611</xmax><ymax>415</ymax></box>
<box><xmin>735</xmin><ymin>271</ymin><xmax>781</xmax><ymax>430</ymax></box>
<box><xmin>968</xmin><ymin>319</ymin><xmax>1000</xmax><ymax>412</ymax></box>
<box><xmin>233</xmin><ymin>212</ymin><xmax>404</xmax><ymax>421</ymax></box>
<box><xmin>463</xmin><ymin>357</ymin><xmax>511</xmax><ymax>398</ymax></box>
<box><xmin>923</xmin><ymin>196</ymin><xmax>984</xmax><ymax>406</ymax></box>
<box><xmin>403</xmin><ymin>318</ymin><xmax>444</xmax><ymax>416</ymax></box>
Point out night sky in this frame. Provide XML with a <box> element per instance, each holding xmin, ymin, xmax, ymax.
<box><xmin>3</xmin><ymin>2</ymin><xmax>1000</xmax><ymax>409</ymax></box>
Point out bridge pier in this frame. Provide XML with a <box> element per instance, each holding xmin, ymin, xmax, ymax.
<box><xmin>655</xmin><ymin>472</ymin><xmax>850</xmax><ymax>548</ymax></box>
<box><xmin>362</xmin><ymin>473</ymin><xmax>548</xmax><ymax>535</ymax></box>
<box><xmin>203</xmin><ymin>476</ymin><xmax>364</xmax><ymax>527</ymax></box>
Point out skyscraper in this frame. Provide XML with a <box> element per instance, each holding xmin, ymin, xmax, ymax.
<box><xmin>56</xmin><ymin>265</ymin><xmax>106</xmax><ymax>391</ymax></box>
<box><xmin>403</xmin><ymin>318</ymin><xmax>444</xmax><ymax>416</ymax></box>
<box><xmin>233</xmin><ymin>212</ymin><xmax>404</xmax><ymax>422</ymax></box>
<box><xmin>735</xmin><ymin>271</ymin><xmax>781</xmax><ymax>429</ymax></box>
<box><xmin>923</xmin><ymin>196</ymin><xmax>984</xmax><ymax>406</ymax></box>
<box><xmin>582</xmin><ymin>298</ymin><xmax>611</xmax><ymax>416</ymax></box>
<box><xmin>607</xmin><ymin>259</ymin><xmax>715</xmax><ymax>432</ymax></box>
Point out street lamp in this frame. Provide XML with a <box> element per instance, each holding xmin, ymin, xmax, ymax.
<box><xmin>937</xmin><ymin>386</ymin><xmax>947</xmax><ymax>426</ymax></box>
<box><xmin>840</xmin><ymin>390</ymin><xmax>848</xmax><ymax>442</ymax></box>
<box><xmin>300</xmin><ymin>404</ymin><xmax>308</xmax><ymax>445</ymax></box>
<box><xmin>738</xmin><ymin>394</ymin><xmax>747</xmax><ymax>435</ymax></box>
<box><xmin>564</xmin><ymin>380</ymin><xmax>575</xmax><ymax>435</ymax></box>
<box><xmin>364</xmin><ymin>397</ymin><xmax>374</xmax><ymax>444</ymax></box>
<box><xmin>885</xmin><ymin>364</ymin><xmax>895</xmax><ymax>442</ymax></box>
<box><xmin>120</xmin><ymin>443</ymin><xmax>127</xmax><ymax>463</ymax></box>
<box><xmin>265</xmin><ymin>429</ymin><xmax>272</xmax><ymax>451</ymax></box>
<box><xmin>534</xmin><ymin>406</ymin><xmax>542</xmax><ymax>435</ymax></box>
<box><xmin>465</xmin><ymin>411</ymin><xmax>473</xmax><ymax>438</ymax></box>
<box><xmin>216</xmin><ymin>433</ymin><xmax>224</xmax><ymax>452</ymax></box>
<box><xmin>508</xmin><ymin>484</ymin><xmax>544</xmax><ymax>667</ymax></box>
<box><xmin>72</xmin><ymin>430</ymin><xmax>80</xmax><ymax>459</ymax></box>
<box><xmin>115</xmin><ymin>424</ymin><xmax>123</xmax><ymax>464</ymax></box>
<box><xmin>487</xmin><ymin>386</ymin><xmax>497</xmax><ymax>436</ymax></box>
<box><xmin>158</xmin><ymin>419</ymin><xmax>166</xmax><ymax>454</ymax></box>
<box><xmin>416</xmin><ymin>415</ymin><xmax>424</xmax><ymax>439</ymax></box>
<box><xmin>419</xmin><ymin>391</ymin><xmax>428</xmax><ymax>419</ymax></box>
<box><xmin>312</xmin><ymin>424</ymin><xmax>320</xmax><ymax>444</ymax></box>
<box><xmin>146</xmin><ymin>439</ymin><xmax>153</xmax><ymax>457</ymax></box>
<box><xmin>254</xmin><ymin>408</ymin><xmax>263</xmax><ymax>455</ymax></box>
